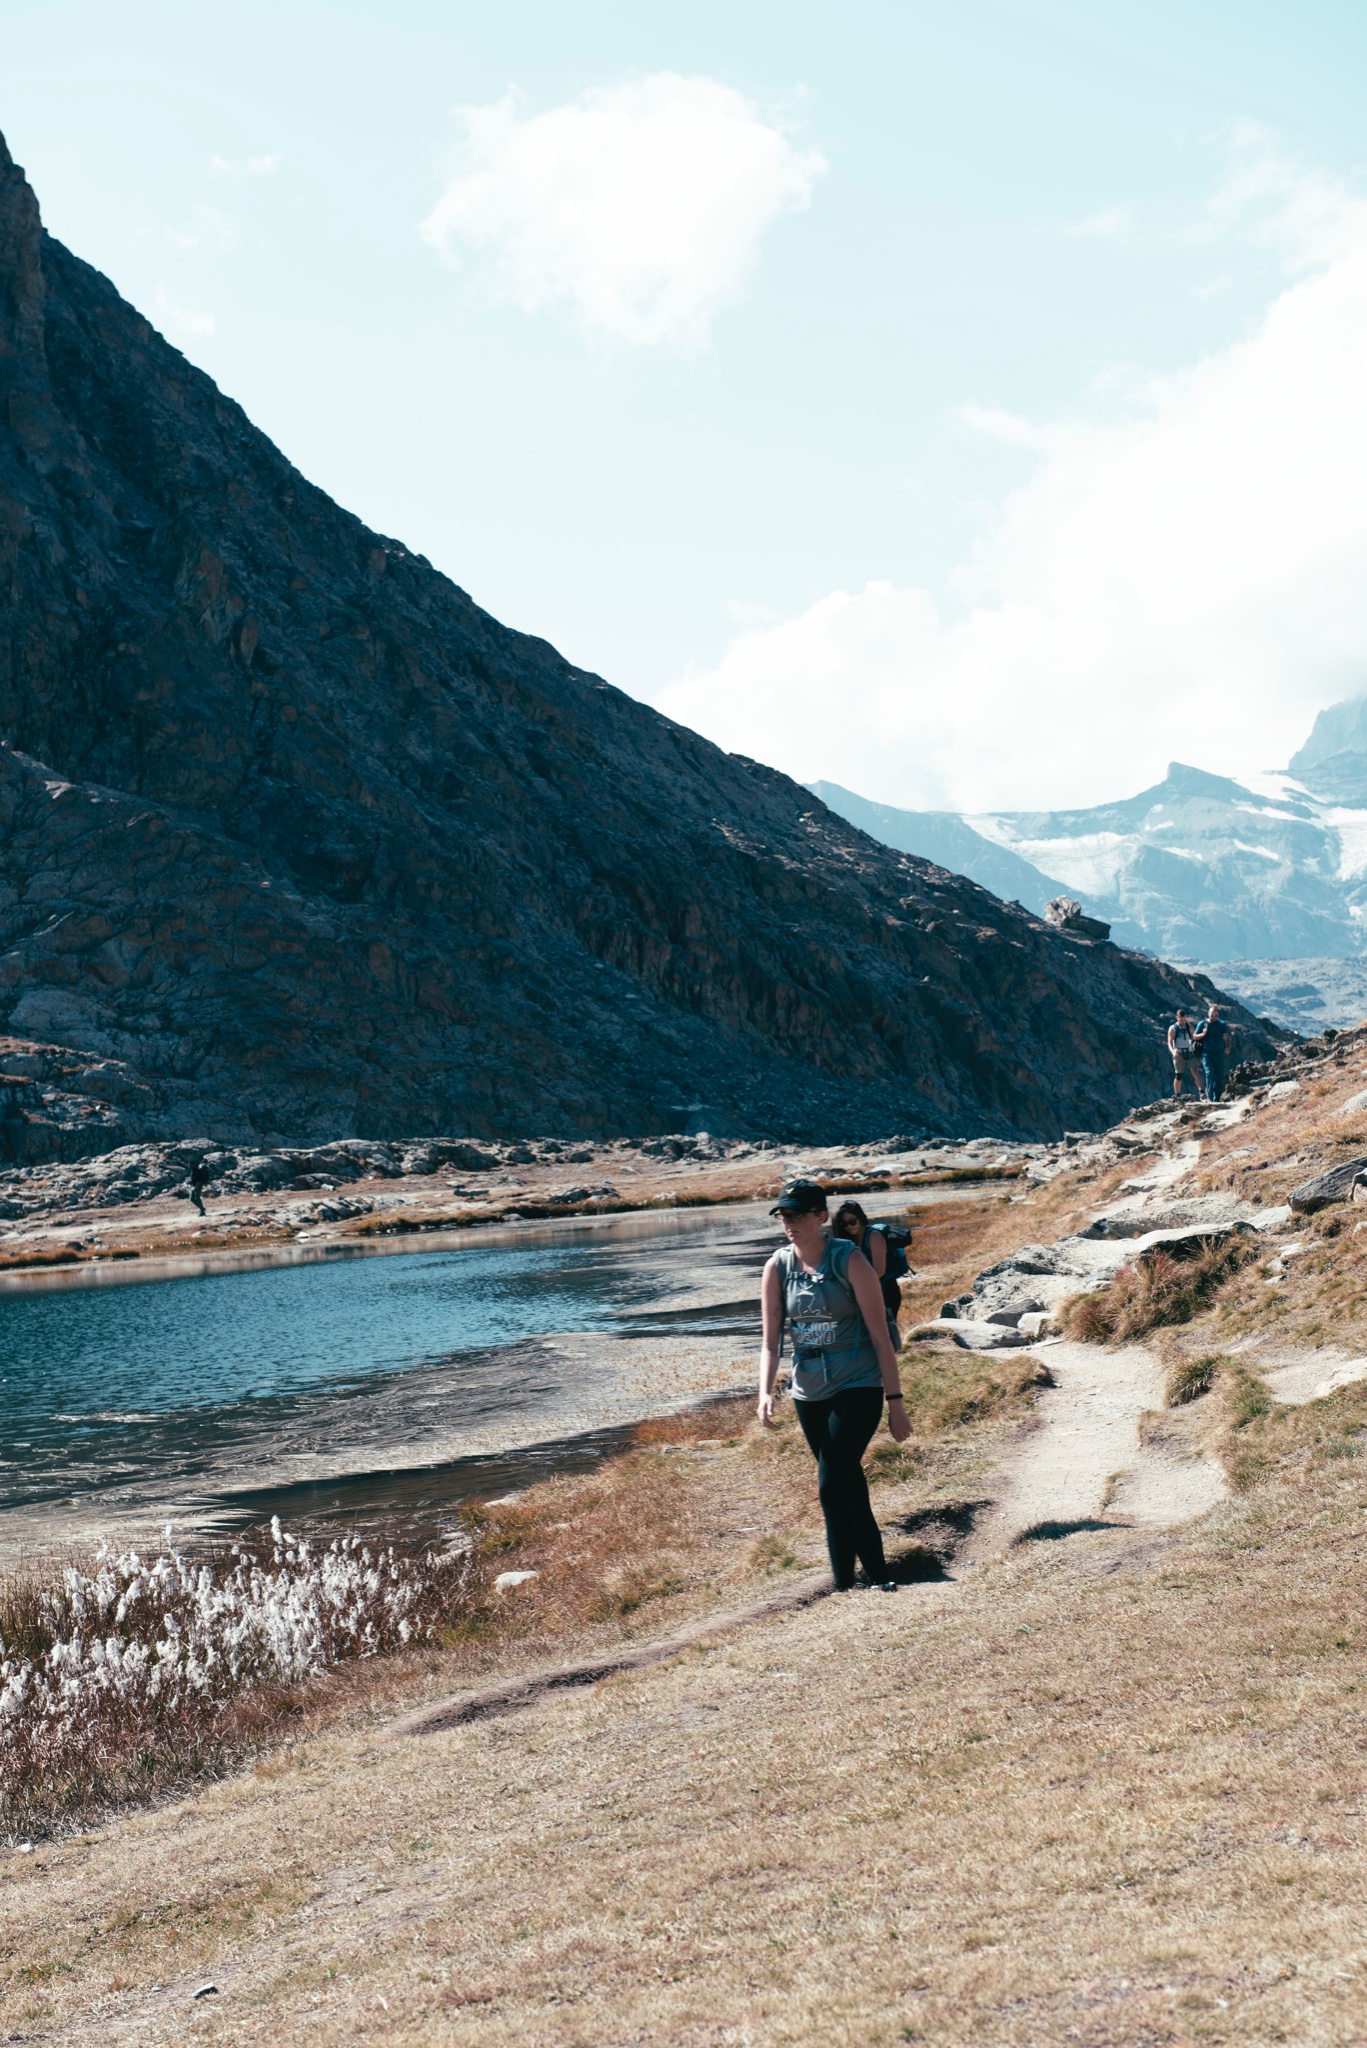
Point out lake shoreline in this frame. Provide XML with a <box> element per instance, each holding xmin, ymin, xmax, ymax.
<box><xmin>0</xmin><ymin>1174</ymin><xmax>1016</xmax><ymax>1296</ymax></box>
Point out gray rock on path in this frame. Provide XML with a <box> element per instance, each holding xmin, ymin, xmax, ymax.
<box><xmin>961</xmin><ymin>1221</ymin><xmax>1258</xmax><ymax>1322</ymax></box>
<box><xmin>909</xmin><ymin>1317</ymin><xmax>1038</xmax><ymax>1351</ymax></box>
<box><xmin>1079</xmin><ymin>1194</ymin><xmax>1259</xmax><ymax>1239</ymax></box>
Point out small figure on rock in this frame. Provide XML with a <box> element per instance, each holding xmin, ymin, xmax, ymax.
<box><xmin>1194</xmin><ymin>1003</ymin><xmax>1232</xmax><ymax>1103</ymax></box>
<box><xmin>186</xmin><ymin>1158</ymin><xmax>211</xmax><ymax>1216</ymax></box>
<box><xmin>1167</xmin><ymin>1008</ymin><xmax>1206</xmax><ymax>1101</ymax></box>
<box><xmin>757</xmin><ymin>1178</ymin><xmax>911</xmax><ymax>1593</ymax></box>
<box><xmin>830</xmin><ymin>1200</ymin><xmax>913</xmax><ymax>1353</ymax></box>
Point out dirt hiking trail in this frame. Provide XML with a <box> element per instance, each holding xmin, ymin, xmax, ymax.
<box><xmin>963</xmin><ymin>1337</ymin><xmax>1227</xmax><ymax>1561</ymax></box>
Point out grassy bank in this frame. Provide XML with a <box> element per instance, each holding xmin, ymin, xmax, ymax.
<box><xmin>0</xmin><ymin>1170</ymin><xmax>1115</xmax><ymax>1843</ymax></box>
<box><xmin>18</xmin><ymin>1080</ymin><xmax>1367</xmax><ymax>2042</ymax></box>
<box><xmin>3</xmin><ymin>1366</ymin><xmax>1366</xmax><ymax>2044</ymax></box>
<box><xmin>0</xmin><ymin>1359</ymin><xmax>1045</xmax><ymax>1848</ymax></box>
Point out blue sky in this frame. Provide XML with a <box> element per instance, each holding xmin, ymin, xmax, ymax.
<box><xmin>6</xmin><ymin>1</ymin><xmax>1367</xmax><ymax>810</ymax></box>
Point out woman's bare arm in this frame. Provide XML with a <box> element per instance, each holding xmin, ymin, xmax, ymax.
<box><xmin>865</xmin><ymin>1231</ymin><xmax>887</xmax><ymax>1279</ymax></box>
<box><xmin>847</xmin><ymin>1248</ymin><xmax>912</xmax><ymax>1442</ymax></box>
<box><xmin>758</xmin><ymin>1256</ymin><xmax>784</xmax><ymax>1427</ymax></box>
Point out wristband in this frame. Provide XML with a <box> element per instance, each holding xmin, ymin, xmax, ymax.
<box><xmin>887</xmin><ymin>1392</ymin><xmax>905</xmax><ymax>1403</ymax></box>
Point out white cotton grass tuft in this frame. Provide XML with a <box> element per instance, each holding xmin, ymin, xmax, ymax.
<box><xmin>0</xmin><ymin>1516</ymin><xmax>472</xmax><ymax>1835</ymax></box>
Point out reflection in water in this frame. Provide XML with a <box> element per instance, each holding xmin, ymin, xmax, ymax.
<box><xmin>0</xmin><ymin>1208</ymin><xmax>775</xmax><ymax>1515</ymax></box>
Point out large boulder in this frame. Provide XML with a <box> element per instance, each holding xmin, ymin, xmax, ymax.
<box><xmin>1289</xmin><ymin>1158</ymin><xmax>1367</xmax><ymax>1214</ymax></box>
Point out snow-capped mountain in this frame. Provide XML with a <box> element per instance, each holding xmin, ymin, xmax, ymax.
<box><xmin>810</xmin><ymin>697</ymin><xmax>1367</xmax><ymax>1031</ymax></box>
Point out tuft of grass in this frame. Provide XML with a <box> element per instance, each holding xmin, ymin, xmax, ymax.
<box><xmin>898</xmin><ymin>1350</ymin><xmax>1051</xmax><ymax>1437</ymax></box>
<box><xmin>632</xmin><ymin>1396</ymin><xmax>750</xmax><ymax>1446</ymax></box>
<box><xmin>748</xmin><ymin>1533</ymin><xmax>800</xmax><ymax>1573</ymax></box>
<box><xmin>1167</xmin><ymin>1353</ymin><xmax>1221</xmax><ymax>1406</ymax></box>
<box><xmin>590</xmin><ymin>1564</ymin><xmax>686</xmax><ymax>1620</ymax></box>
<box><xmin>1060</xmin><ymin>1235</ymin><xmax>1258</xmax><ymax>1343</ymax></box>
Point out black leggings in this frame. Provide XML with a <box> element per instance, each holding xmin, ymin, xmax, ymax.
<box><xmin>795</xmin><ymin>1386</ymin><xmax>887</xmax><ymax>1591</ymax></box>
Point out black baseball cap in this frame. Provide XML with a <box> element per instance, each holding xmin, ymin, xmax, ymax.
<box><xmin>770</xmin><ymin>1177</ymin><xmax>829</xmax><ymax>1216</ymax></box>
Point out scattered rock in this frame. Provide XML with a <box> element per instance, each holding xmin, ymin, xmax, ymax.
<box><xmin>493</xmin><ymin>1570</ymin><xmax>540</xmax><ymax>1592</ymax></box>
<box><xmin>985</xmin><ymin>1299</ymin><xmax>1045</xmax><ymax>1327</ymax></box>
<box><xmin>909</xmin><ymin>1317</ymin><xmax>1035</xmax><ymax>1350</ymax></box>
<box><xmin>1044</xmin><ymin>897</ymin><xmax>1112</xmax><ymax>942</ymax></box>
<box><xmin>1081</xmin><ymin>1195</ymin><xmax>1257</xmax><ymax>1239</ymax></box>
<box><xmin>1289</xmin><ymin>1158</ymin><xmax>1367</xmax><ymax>1215</ymax></box>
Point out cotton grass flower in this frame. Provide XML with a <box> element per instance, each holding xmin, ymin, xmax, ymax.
<box><xmin>0</xmin><ymin>1518</ymin><xmax>473</xmax><ymax>1836</ymax></box>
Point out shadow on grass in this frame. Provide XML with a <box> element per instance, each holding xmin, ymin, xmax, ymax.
<box><xmin>1012</xmin><ymin>1516</ymin><xmax>1121</xmax><ymax>1545</ymax></box>
<box><xmin>877</xmin><ymin>1499</ymin><xmax>993</xmax><ymax>1581</ymax></box>
<box><xmin>880</xmin><ymin>1545</ymin><xmax>950</xmax><ymax>1584</ymax></box>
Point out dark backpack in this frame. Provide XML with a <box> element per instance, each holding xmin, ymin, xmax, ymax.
<box><xmin>867</xmin><ymin>1223</ymin><xmax>912</xmax><ymax>1313</ymax></box>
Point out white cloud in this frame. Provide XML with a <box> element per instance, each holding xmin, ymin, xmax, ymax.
<box><xmin>1064</xmin><ymin>204</ymin><xmax>1132</xmax><ymax>239</ymax></box>
<box><xmin>958</xmin><ymin>404</ymin><xmax>1058</xmax><ymax>453</ymax></box>
<box><xmin>163</xmin><ymin>206</ymin><xmax>243</xmax><ymax>255</ymax></box>
<box><xmin>209</xmin><ymin>152</ymin><xmax>281</xmax><ymax>178</ymax></box>
<box><xmin>418</xmin><ymin>73</ymin><xmax>825</xmax><ymax>346</ymax></box>
<box><xmin>153</xmin><ymin>287</ymin><xmax>216</xmax><ymax>341</ymax></box>
<box><xmin>655</xmin><ymin>141</ymin><xmax>1367</xmax><ymax>812</ymax></box>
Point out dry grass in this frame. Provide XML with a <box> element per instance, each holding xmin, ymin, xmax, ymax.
<box><xmin>1179</xmin><ymin>1352</ymin><xmax>1367</xmax><ymax>1496</ymax></box>
<box><xmin>897</xmin><ymin>1347</ymin><xmax>1051</xmax><ymax>1438</ymax></box>
<box><xmin>1204</xmin><ymin>1210</ymin><xmax>1367</xmax><ymax>1351</ymax></box>
<box><xmin>447</xmin><ymin>1399</ymin><xmax>822</xmax><ymax>1656</ymax></box>
<box><xmin>1166</xmin><ymin>1351</ymin><xmax>1221</xmax><ymax>1406</ymax></box>
<box><xmin>1060</xmin><ymin>1234</ymin><xmax>1259</xmax><ymax>1342</ymax></box>
<box><xmin>6</xmin><ymin>1423</ymin><xmax>1367</xmax><ymax>2044</ymax></box>
<box><xmin>20</xmin><ymin>1100</ymin><xmax>1367</xmax><ymax>2039</ymax></box>
<box><xmin>0</xmin><ymin>1389</ymin><xmax>1018</xmax><ymax>1847</ymax></box>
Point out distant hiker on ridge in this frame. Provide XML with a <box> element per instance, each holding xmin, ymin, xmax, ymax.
<box><xmin>757</xmin><ymin>1178</ymin><xmax>911</xmax><ymax>1593</ymax></box>
<box><xmin>1167</xmin><ymin>1009</ymin><xmax>1205</xmax><ymax>1101</ymax></box>
<box><xmin>1195</xmin><ymin>1003</ymin><xmax>1233</xmax><ymax>1103</ymax></box>
<box><xmin>830</xmin><ymin>1199</ymin><xmax>913</xmax><ymax>1354</ymax></box>
<box><xmin>187</xmin><ymin>1159</ymin><xmax>211</xmax><ymax>1216</ymax></box>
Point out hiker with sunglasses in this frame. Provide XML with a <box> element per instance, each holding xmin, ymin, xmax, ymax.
<box><xmin>757</xmin><ymin>1178</ymin><xmax>911</xmax><ymax>1592</ymax></box>
<box><xmin>831</xmin><ymin>1199</ymin><xmax>911</xmax><ymax>1352</ymax></box>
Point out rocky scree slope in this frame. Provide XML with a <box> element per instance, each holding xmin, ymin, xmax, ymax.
<box><xmin>0</xmin><ymin>134</ymin><xmax>1275</xmax><ymax>1149</ymax></box>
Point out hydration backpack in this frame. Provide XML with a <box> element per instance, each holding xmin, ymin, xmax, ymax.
<box><xmin>868</xmin><ymin>1222</ymin><xmax>912</xmax><ymax>1278</ymax></box>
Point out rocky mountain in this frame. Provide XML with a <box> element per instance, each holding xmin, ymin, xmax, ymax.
<box><xmin>1289</xmin><ymin>698</ymin><xmax>1367</xmax><ymax>806</ymax></box>
<box><xmin>0</xmin><ymin>132</ymin><xmax>1277</xmax><ymax>1154</ymax></box>
<box><xmin>1188</xmin><ymin>959</ymin><xmax>1367</xmax><ymax>1036</ymax></box>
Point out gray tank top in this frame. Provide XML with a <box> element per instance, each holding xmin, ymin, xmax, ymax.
<box><xmin>775</xmin><ymin>1236</ymin><xmax>882</xmax><ymax>1401</ymax></box>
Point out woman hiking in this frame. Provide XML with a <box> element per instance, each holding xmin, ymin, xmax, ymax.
<box><xmin>757</xmin><ymin>1178</ymin><xmax>911</xmax><ymax>1591</ymax></box>
<box><xmin>831</xmin><ymin>1198</ymin><xmax>906</xmax><ymax>1351</ymax></box>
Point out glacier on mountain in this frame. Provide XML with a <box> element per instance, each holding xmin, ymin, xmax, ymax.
<box><xmin>811</xmin><ymin>698</ymin><xmax>1367</xmax><ymax>1031</ymax></box>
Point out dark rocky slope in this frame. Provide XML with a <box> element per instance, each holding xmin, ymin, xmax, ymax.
<box><xmin>0</xmin><ymin>133</ymin><xmax>1279</xmax><ymax>1149</ymax></box>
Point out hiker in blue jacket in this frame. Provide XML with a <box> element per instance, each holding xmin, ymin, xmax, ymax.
<box><xmin>758</xmin><ymin>1178</ymin><xmax>910</xmax><ymax>1592</ymax></box>
<box><xmin>1194</xmin><ymin>1003</ymin><xmax>1233</xmax><ymax>1102</ymax></box>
